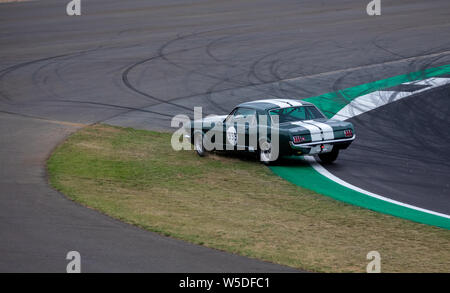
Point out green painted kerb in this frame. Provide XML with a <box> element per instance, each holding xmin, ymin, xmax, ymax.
<box><xmin>271</xmin><ymin>64</ymin><xmax>450</xmax><ymax>229</ymax></box>
<box><xmin>304</xmin><ymin>64</ymin><xmax>450</xmax><ymax>118</ymax></box>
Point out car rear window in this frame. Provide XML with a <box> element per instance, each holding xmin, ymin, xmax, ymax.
<box><xmin>269</xmin><ymin>106</ymin><xmax>325</xmax><ymax>123</ymax></box>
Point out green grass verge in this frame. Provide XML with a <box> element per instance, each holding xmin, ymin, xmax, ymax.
<box><xmin>47</xmin><ymin>124</ymin><xmax>450</xmax><ymax>272</ymax></box>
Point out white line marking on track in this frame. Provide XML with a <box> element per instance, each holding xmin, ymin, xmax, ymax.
<box><xmin>305</xmin><ymin>156</ymin><xmax>450</xmax><ymax>218</ymax></box>
<box><xmin>333</xmin><ymin>78</ymin><xmax>450</xmax><ymax>121</ymax></box>
<box><xmin>308</xmin><ymin>77</ymin><xmax>450</xmax><ymax>219</ymax></box>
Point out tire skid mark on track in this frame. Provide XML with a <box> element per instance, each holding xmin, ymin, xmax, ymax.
<box><xmin>0</xmin><ymin>44</ymin><xmax>179</xmax><ymax>123</ymax></box>
<box><xmin>0</xmin><ymin>53</ymin><xmax>73</xmax><ymax>103</ymax></box>
<box><xmin>121</xmin><ymin>29</ymin><xmax>239</xmax><ymax>115</ymax></box>
<box><xmin>117</xmin><ymin>48</ymin><xmax>450</xmax><ymax>118</ymax></box>
<box><xmin>120</xmin><ymin>29</ymin><xmax>296</xmax><ymax>116</ymax></box>
<box><xmin>205</xmin><ymin>35</ymin><xmax>232</xmax><ymax>63</ymax></box>
<box><xmin>0</xmin><ymin>44</ymin><xmax>137</xmax><ymax>103</ymax></box>
<box><xmin>42</xmin><ymin>99</ymin><xmax>175</xmax><ymax>120</ymax></box>
<box><xmin>157</xmin><ymin>30</ymin><xmax>287</xmax><ymax>101</ymax></box>
<box><xmin>0</xmin><ymin>109</ymin><xmax>87</xmax><ymax>127</ymax></box>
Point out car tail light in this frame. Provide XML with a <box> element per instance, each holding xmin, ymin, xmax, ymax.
<box><xmin>344</xmin><ymin>129</ymin><xmax>353</xmax><ymax>137</ymax></box>
<box><xmin>293</xmin><ymin>136</ymin><xmax>306</xmax><ymax>144</ymax></box>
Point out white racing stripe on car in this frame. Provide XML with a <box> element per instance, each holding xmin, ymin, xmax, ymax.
<box><xmin>247</xmin><ymin>99</ymin><xmax>291</xmax><ymax>108</ymax></box>
<box><xmin>277</xmin><ymin>99</ymin><xmax>303</xmax><ymax>106</ymax></box>
<box><xmin>303</xmin><ymin>120</ymin><xmax>334</xmax><ymax>140</ymax></box>
<box><xmin>291</xmin><ymin>121</ymin><xmax>322</xmax><ymax>141</ymax></box>
<box><xmin>333</xmin><ymin>77</ymin><xmax>450</xmax><ymax>121</ymax></box>
<box><xmin>304</xmin><ymin>156</ymin><xmax>450</xmax><ymax>219</ymax></box>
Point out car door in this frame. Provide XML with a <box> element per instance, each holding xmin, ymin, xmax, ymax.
<box><xmin>224</xmin><ymin>107</ymin><xmax>257</xmax><ymax>151</ymax></box>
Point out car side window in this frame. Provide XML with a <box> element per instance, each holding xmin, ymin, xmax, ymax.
<box><xmin>227</xmin><ymin>108</ymin><xmax>257</xmax><ymax>125</ymax></box>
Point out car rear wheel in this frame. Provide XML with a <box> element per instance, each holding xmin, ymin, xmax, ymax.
<box><xmin>194</xmin><ymin>132</ymin><xmax>206</xmax><ymax>157</ymax></box>
<box><xmin>259</xmin><ymin>139</ymin><xmax>278</xmax><ymax>165</ymax></box>
<box><xmin>318</xmin><ymin>148</ymin><xmax>339</xmax><ymax>163</ymax></box>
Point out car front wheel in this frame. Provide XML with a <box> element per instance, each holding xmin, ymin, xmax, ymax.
<box><xmin>194</xmin><ymin>132</ymin><xmax>206</xmax><ymax>157</ymax></box>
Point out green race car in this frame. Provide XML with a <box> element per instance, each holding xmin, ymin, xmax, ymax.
<box><xmin>187</xmin><ymin>99</ymin><xmax>355</xmax><ymax>164</ymax></box>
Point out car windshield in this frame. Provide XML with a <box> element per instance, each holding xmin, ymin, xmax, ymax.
<box><xmin>269</xmin><ymin>106</ymin><xmax>325</xmax><ymax>123</ymax></box>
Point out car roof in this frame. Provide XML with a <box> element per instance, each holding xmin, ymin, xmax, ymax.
<box><xmin>237</xmin><ymin>99</ymin><xmax>313</xmax><ymax>111</ymax></box>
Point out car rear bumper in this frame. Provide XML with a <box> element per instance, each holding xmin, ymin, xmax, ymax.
<box><xmin>289</xmin><ymin>135</ymin><xmax>356</xmax><ymax>154</ymax></box>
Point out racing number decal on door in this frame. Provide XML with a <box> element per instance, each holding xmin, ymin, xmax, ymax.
<box><xmin>226</xmin><ymin>126</ymin><xmax>237</xmax><ymax>146</ymax></box>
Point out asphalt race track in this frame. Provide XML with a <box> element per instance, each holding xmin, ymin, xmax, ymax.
<box><xmin>1</xmin><ymin>0</ymin><xmax>449</xmax><ymax>272</ymax></box>
<box><xmin>325</xmin><ymin>83</ymin><xmax>450</xmax><ymax>215</ymax></box>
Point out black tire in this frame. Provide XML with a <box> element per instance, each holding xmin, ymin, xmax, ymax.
<box><xmin>193</xmin><ymin>132</ymin><xmax>206</xmax><ymax>157</ymax></box>
<box><xmin>258</xmin><ymin>138</ymin><xmax>279</xmax><ymax>165</ymax></box>
<box><xmin>318</xmin><ymin>148</ymin><xmax>339</xmax><ymax>163</ymax></box>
